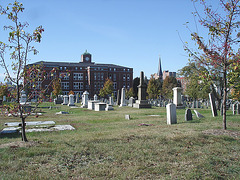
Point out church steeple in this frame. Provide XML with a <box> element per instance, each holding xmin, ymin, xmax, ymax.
<box><xmin>157</xmin><ymin>56</ymin><xmax>163</xmax><ymax>80</ymax></box>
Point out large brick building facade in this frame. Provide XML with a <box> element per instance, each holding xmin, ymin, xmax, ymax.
<box><xmin>29</xmin><ymin>51</ymin><xmax>133</xmax><ymax>98</ymax></box>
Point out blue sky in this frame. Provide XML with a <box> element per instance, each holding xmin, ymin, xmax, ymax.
<box><xmin>0</xmin><ymin>0</ymin><xmax>204</xmax><ymax>81</ymax></box>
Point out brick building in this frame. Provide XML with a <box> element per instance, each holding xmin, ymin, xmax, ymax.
<box><xmin>28</xmin><ymin>51</ymin><xmax>133</xmax><ymax>98</ymax></box>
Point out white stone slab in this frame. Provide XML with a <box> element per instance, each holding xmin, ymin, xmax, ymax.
<box><xmin>5</xmin><ymin>121</ymin><xmax>56</xmax><ymax>127</ymax></box>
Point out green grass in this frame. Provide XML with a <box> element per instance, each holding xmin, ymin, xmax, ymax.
<box><xmin>0</xmin><ymin>103</ymin><xmax>239</xmax><ymax>179</ymax></box>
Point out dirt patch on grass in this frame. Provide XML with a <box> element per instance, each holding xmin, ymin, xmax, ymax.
<box><xmin>202</xmin><ymin>129</ymin><xmax>240</xmax><ymax>138</ymax></box>
<box><xmin>0</xmin><ymin>141</ymin><xmax>41</xmax><ymax>149</ymax></box>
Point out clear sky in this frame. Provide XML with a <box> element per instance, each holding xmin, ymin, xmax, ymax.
<box><xmin>0</xmin><ymin>0</ymin><xmax>204</xmax><ymax>81</ymax></box>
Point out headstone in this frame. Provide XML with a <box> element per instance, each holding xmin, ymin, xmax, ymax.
<box><xmin>237</xmin><ymin>104</ymin><xmax>240</xmax><ymax>115</ymax></box>
<box><xmin>172</xmin><ymin>87</ymin><xmax>183</xmax><ymax>108</ymax></box>
<box><xmin>133</xmin><ymin>71</ymin><xmax>151</xmax><ymax>108</ymax></box>
<box><xmin>68</xmin><ymin>94</ymin><xmax>75</xmax><ymax>106</ymax></box>
<box><xmin>95</xmin><ymin>103</ymin><xmax>106</xmax><ymax>111</ymax></box>
<box><xmin>75</xmin><ymin>93</ymin><xmax>80</xmax><ymax>103</ymax></box>
<box><xmin>81</xmin><ymin>91</ymin><xmax>89</xmax><ymax>108</ymax></box>
<box><xmin>193</xmin><ymin>110</ymin><xmax>205</xmax><ymax>118</ymax></box>
<box><xmin>119</xmin><ymin>88</ymin><xmax>127</xmax><ymax>107</ymax></box>
<box><xmin>105</xmin><ymin>104</ymin><xmax>114</xmax><ymax>111</ymax></box>
<box><xmin>232</xmin><ymin>103</ymin><xmax>236</xmax><ymax>115</ymax></box>
<box><xmin>128</xmin><ymin>97</ymin><xmax>135</xmax><ymax>107</ymax></box>
<box><xmin>109</xmin><ymin>96</ymin><xmax>113</xmax><ymax>106</ymax></box>
<box><xmin>56</xmin><ymin>111</ymin><xmax>69</xmax><ymax>115</ymax></box>
<box><xmin>209</xmin><ymin>93</ymin><xmax>218</xmax><ymax>117</ymax></box>
<box><xmin>62</xmin><ymin>95</ymin><xmax>69</xmax><ymax>105</ymax></box>
<box><xmin>125</xmin><ymin>114</ymin><xmax>131</xmax><ymax>120</ymax></box>
<box><xmin>166</xmin><ymin>103</ymin><xmax>177</xmax><ymax>125</ymax></box>
<box><xmin>116</xmin><ymin>90</ymin><xmax>120</xmax><ymax>105</ymax></box>
<box><xmin>88</xmin><ymin>100</ymin><xmax>100</xmax><ymax>110</ymax></box>
<box><xmin>20</xmin><ymin>90</ymin><xmax>27</xmax><ymax>105</ymax></box>
<box><xmin>185</xmin><ymin>109</ymin><xmax>192</xmax><ymax>121</ymax></box>
<box><xmin>54</xmin><ymin>96</ymin><xmax>63</xmax><ymax>104</ymax></box>
<box><xmin>94</xmin><ymin>94</ymin><xmax>98</xmax><ymax>101</ymax></box>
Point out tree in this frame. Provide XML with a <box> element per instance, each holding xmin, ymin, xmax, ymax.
<box><xmin>125</xmin><ymin>87</ymin><xmax>134</xmax><ymax>99</ymax></box>
<box><xmin>99</xmin><ymin>78</ymin><xmax>113</xmax><ymax>98</ymax></box>
<box><xmin>184</xmin><ymin>0</ymin><xmax>240</xmax><ymax>129</ymax></box>
<box><xmin>178</xmin><ymin>62</ymin><xmax>210</xmax><ymax>100</ymax></box>
<box><xmin>52</xmin><ymin>78</ymin><xmax>62</xmax><ymax>98</ymax></box>
<box><xmin>228</xmin><ymin>61</ymin><xmax>240</xmax><ymax>101</ymax></box>
<box><xmin>132</xmin><ymin>77</ymin><xmax>140</xmax><ymax>98</ymax></box>
<box><xmin>0</xmin><ymin>1</ymin><xmax>44</xmax><ymax>141</ymax></box>
<box><xmin>162</xmin><ymin>76</ymin><xmax>178</xmax><ymax>99</ymax></box>
<box><xmin>147</xmin><ymin>77</ymin><xmax>162</xmax><ymax>99</ymax></box>
<box><xmin>0</xmin><ymin>83</ymin><xmax>10</xmax><ymax>98</ymax></box>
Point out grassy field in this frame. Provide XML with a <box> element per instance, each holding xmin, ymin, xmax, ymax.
<box><xmin>0</xmin><ymin>103</ymin><xmax>239</xmax><ymax>179</ymax></box>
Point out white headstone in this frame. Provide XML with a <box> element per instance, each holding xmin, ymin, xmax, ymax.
<box><xmin>109</xmin><ymin>96</ymin><xmax>113</xmax><ymax>105</ymax></box>
<box><xmin>20</xmin><ymin>90</ymin><xmax>27</xmax><ymax>105</ymax></box>
<box><xmin>166</xmin><ymin>103</ymin><xmax>177</xmax><ymax>125</ymax></box>
<box><xmin>81</xmin><ymin>91</ymin><xmax>89</xmax><ymax>108</ymax></box>
<box><xmin>62</xmin><ymin>95</ymin><xmax>69</xmax><ymax>105</ymax></box>
<box><xmin>68</xmin><ymin>94</ymin><xmax>75</xmax><ymax>106</ymax></box>
<box><xmin>94</xmin><ymin>94</ymin><xmax>98</xmax><ymax>101</ymax></box>
<box><xmin>172</xmin><ymin>87</ymin><xmax>183</xmax><ymax>107</ymax></box>
<box><xmin>120</xmin><ymin>88</ymin><xmax>126</xmax><ymax>107</ymax></box>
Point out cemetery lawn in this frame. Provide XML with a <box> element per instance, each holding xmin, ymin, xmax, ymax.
<box><xmin>0</xmin><ymin>103</ymin><xmax>239</xmax><ymax>179</ymax></box>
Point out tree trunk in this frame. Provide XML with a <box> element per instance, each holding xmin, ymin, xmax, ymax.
<box><xmin>21</xmin><ymin>116</ymin><xmax>28</xmax><ymax>142</ymax></box>
<box><xmin>223</xmin><ymin>67</ymin><xmax>227</xmax><ymax>130</ymax></box>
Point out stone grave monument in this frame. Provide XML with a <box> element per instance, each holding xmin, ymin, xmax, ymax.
<box><xmin>81</xmin><ymin>91</ymin><xmax>89</xmax><ymax>108</ymax></box>
<box><xmin>62</xmin><ymin>95</ymin><xmax>69</xmax><ymax>105</ymax></box>
<box><xmin>68</xmin><ymin>94</ymin><xmax>75</xmax><ymax>106</ymax></box>
<box><xmin>185</xmin><ymin>109</ymin><xmax>192</xmax><ymax>121</ymax></box>
<box><xmin>209</xmin><ymin>93</ymin><xmax>218</xmax><ymax>117</ymax></box>
<box><xmin>172</xmin><ymin>87</ymin><xmax>184</xmax><ymax>109</ymax></box>
<box><xmin>119</xmin><ymin>88</ymin><xmax>127</xmax><ymax>107</ymax></box>
<box><xmin>166</xmin><ymin>103</ymin><xmax>177</xmax><ymax>125</ymax></box>
<box><xmin>133</xmin><ymin>71</ymin><xmax>151</xmax><ymax>108</ymax></box>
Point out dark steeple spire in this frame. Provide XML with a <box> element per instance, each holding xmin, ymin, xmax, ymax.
<box><xmin>157</xmin><ymin>56</ymin><xmax>163</xmax><ymax>79</ymax></box>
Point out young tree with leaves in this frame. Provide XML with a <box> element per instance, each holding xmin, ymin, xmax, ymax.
<box><xmin>184</xmin><ymin>0</ymin><xmax>240</xmax><ymax>130</ymax></box>
<box><xmin>99</xmin><ymin>78</ymin><xmax>113</xmax><ymax>98</ymax></box>
<box><xmin>0</xmin><ymin>1</ymin><xmax>44</xmax><ymax>141</ymax></box>
<box><xmin>147</xmin><ymin>77</ymin><xmax>162</xmax><ymax>99</ymax></box>
<box><xmin>162</xmin><ymin>76</ymin><xmax>178</xmax><ymax>99</ymax></box>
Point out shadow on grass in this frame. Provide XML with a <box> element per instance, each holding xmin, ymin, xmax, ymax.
<box><xmin>0</xmin><ymin>132</ymin><xmax>21</xmax><ymax>139</ymax></box>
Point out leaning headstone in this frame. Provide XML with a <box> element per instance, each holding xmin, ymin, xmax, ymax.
<box><xmin>209</xmin><ymin>93</ymin><xmax>218</xmax><ymax>117</ymax></box>
<box><xmin>194</xmin><ymin>110</ymin><xmax>205</xmax><ymax>118</ymax></box>
<box><xmin>68</xmin><ymin>94</ymin><xmax>75</xmax><ymax>106</ymax></box>
<box><xmin>185</xmin><ymin>109</ymin><xmax>192</xmax><ymax>121</ymax></box>
<box><xmin>62</xmin><ymin>95</ymin><xmax>68</xmax><ymax>105</ymax></box>
<box><xmin>119</xmin><ymin>88</ymin><xmax>127</xmax><ymax>107</ymax></box>
<box><xmin>166</xmin><ymin>103</ymin><xmax>177</xmax><ymax>125</ymax></box>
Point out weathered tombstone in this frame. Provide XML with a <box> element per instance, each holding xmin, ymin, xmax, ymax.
<box><xmin>68</xmin><ymin>94</ymin><xmax>75</xmax><ymax>106</ymax></box>
<box><xmin>75</xmin><ymin>93</ymin><xmax>80</xmax><ymax>103</ymax></box>
<box><xmin>185</xmin><ymin>109</ymin><xmax>192</xmax><ymax>121</ymax></box>
<box><xmin>20</xmin><ymin>90</ymin><xmax>27</xmax><ymax>105</ymax></box>
<box><xmin>119</xmin><ymin>88</ymin><xmax>127</xmax><ymax>107</ymax></box>
<box><xmin>94</xmin><ymin>94</ymin><xmax>98</xmax><ymax>101</ymax></box>
<box><xmin>209</xmin><ymin>93</ymin><xmax>218</xmax><ymax>117</ymax></box>
<box><xmin>95</xmin><ymin>103</ymin><xmax>106</xmax><ymax>111</ymax></box>
<box><xmin>128</xmin><ymin>97</ymin><xmax>135</xmax><ymax>107</ymax></box>
<box><xmin>172</xmin><ymin>87</ymin><xmax>183</xmax><ymax>108</ymax></box>
<box><xmin>166</xmin><ymin>103</ymin><xmax>177</xmax><ymax>125</ymax></box>
<box><xmin>133</xmin><ymin>71</ymin><xmax>151</xmax><ymax>108</ymax></box>
<box><xmin>194</xmin><ymin>110</ymin><xmax>205</xmax><ymax>118</ymax></box>
<box><xmin>116</xmin><ymin>89</ymin><xmax>120</xmax><ymax>105</ymax></box>
<box><xmin>237</xmin><ymin>103</ymin><xmax>240</xmax><ymax>115</ymax></box>
<box><xmin>62</xmin><ymin>95</ymin><xmax>69</xmax><ymax>105</ymax></box>
<box><xmin>232</xmin><ymin>103</ymin><xmax>236</xmax><ymax>115</ymax></box>
<box><xmin>109</xmin><ymin>96</ymin><xmax>113</xmax><ymax>106</ymax></box>
<box><xmin>105</xmin><ymin>104</ymin><xmax>114</xmax><ymax>111</ymax></box>
<box><xmin>81</xmin><ymin>91</ymin><xmax>89</xmax><ymax>108</ymax></box>
<box><xmin>125</xmin><ymin>114</ymin><xmax>131</xmax><ymax>120</ymax></box>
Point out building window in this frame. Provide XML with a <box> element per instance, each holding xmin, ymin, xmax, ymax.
<box><xmin>113</xmin><ymin>74</ymin><xmax>116</xmax><ymax>81</ymax></box>
<box><xmin>94</xmin><ymin>73</ymin><xmax>96</xmax><ymax>80</ymax></box>
<box><xmin>123</xmin><ymin>83</ymin><xmax>126</xmax><ymax>88</ymax></box>
<box><xmin>75</xmin><ymin>67</ymin><xmax>78</xmax><ymax>70</ymax></box>
<box><xmin>101</xmin><ymin>73</ymin><xmax>104</xmax><ymax>80</ymax></box>
<box><xmin>73</xmin><ymin>82</ymin><xmax>83</xmax><ymax>90</ymax></box>
<box><xmin>123</xmin><ymin>74</ymin><xmax>126</xmax><ymax>81</ymax></box>
<box><xmin>114</xmin><ymin>68</ymin><xmax>116</xmax><ymax>71</ymax></box>
<box><xmin>60</xmin><ymin>67</ymin><xmax>62</xmax><ymax>70</ymax></box>
<box><xmin>62</xmin><ymin>91</ymin><xmax>69</xmax><ymax>95</ymax></box>
<box><xmin>109</xmin><ymin>74</ymin><xmax>112</xmax><ymax>80</ymax></box>
<box><xmin>113</xmin><ymin>82</ymin><xmax>117</xmax><ymax>90</ymax></box>
<box><xmin>61</xmin><ymin>82</ymin><xmax>69</xmax><ymax>89</ymax></box>
<box><xmin>73</xmin><ymin>73</ymin><xmax>84</xmax><ymax>80</ymax></box>
<box><xmin>98</xmin><ymin>73</ymin><xmax>100</xmax><ymax>80</ymax></box>
<box><xmin>64</xmin><ymin>67</ymin><xmax>67</xmax><ymax>70</ymax></box>
<box><xmin>127</xmin><ymin>74</ymin><xmax>130</xmax><ymax>81</ymax></box>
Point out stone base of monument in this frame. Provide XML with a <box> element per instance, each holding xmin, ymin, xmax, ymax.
<box><xmin>175</xmin><ymin>105</ymin><xmax>185</xmax><ymax>109</ymax></box>
<box><xmin>95</xmin><ymin>103</ymin><xmax>107</xmax><ymax>111</ymax></box>
<box><xmin>133</xmin><ymin>100</ymin><xmax>152</xmax><ymax>109</ymax></box>
<box><xmin>88</xmin><ymin>100</ymin><xmax>100</xmax><ymax>110</ymax></box>
<box><xmin>105</xmin><ymin>104</ymin><xmax>114</xmax><ymax>111</ymax></box>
